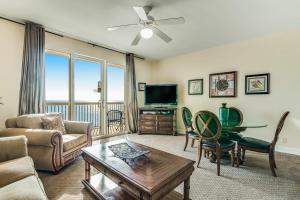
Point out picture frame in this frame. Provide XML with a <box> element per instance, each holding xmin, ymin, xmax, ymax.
<box><xmin>209</xmin><ymin>71</ymin><xmax>237</xmax><ymax>98</ymax></box>
<box><xmin>188</xmin><ymin>79</ymin><xmax>203</xmax><ymax>95</ymax></box>
<box><xmin>138</xmin><ymin>82</ymin><xmax>146</xmax><ymax>91</ymax></box>
<box><xmin>245</xmin><ymin>73</ymin><xmax>270</xmax><ymax>94</ymax></box>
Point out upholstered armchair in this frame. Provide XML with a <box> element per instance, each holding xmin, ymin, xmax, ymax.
<box><xmin>0</xmin><ymin>114</ymin><xmax>93</xmax><ymax>174</ymax></box>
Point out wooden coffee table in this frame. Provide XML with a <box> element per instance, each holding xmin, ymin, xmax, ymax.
<box><xmin>82</xmin><ymin>139</ymin><xmax>195</xmax><ymax>200</ymax></box>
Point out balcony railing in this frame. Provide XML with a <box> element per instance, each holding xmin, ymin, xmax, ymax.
<box><xmin>46</xmin><ymin>101</ymin><xmax>126</xmax><ymax>138</ymax></box>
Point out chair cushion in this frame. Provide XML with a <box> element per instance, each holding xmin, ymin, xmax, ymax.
<box><xmin>238</xmin><ymin>137</ymin><xmax>271</xmax><ymax>150</ymax></box>
<box><xmin>187</xmin><ymin>131</ymin><xmax>199</xmax><ymax>138</ymax></box>
<box><xmin>63</xmin><ymin>134</ymin><xmax>87</xmax><ymax>152</ymax></box>
<box><xmin>203</xmin><ymin>139</ymin><xmax>235</xmax><ymax>149</ymax></box>
<box><xmin>0</xmin><ymin>175</ymin><xmax>47</xmax><ymax>200</ymax></box>
<box><xmin>222</xmin><ymin>131</ymin><xmax>243</xmax><ymax>141</ymax></box>
<box><xmin>0</xmin><ymin>156</ymin><xmax>35</xmax><ymax>187</ymax></box>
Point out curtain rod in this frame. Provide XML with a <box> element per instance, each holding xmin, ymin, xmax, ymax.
<box><xmin>0</xmin><ymin>16</ymin><xmax>144</xmax><ymax>60</ymax></box>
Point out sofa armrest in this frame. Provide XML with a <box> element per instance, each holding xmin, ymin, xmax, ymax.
<box><xmin>64</xmin><ymin>121</ymin><xmax>93</xmax><ymax>145</ymax></box>
<box><xmin>0</xmin><ymin>136</ymin><xmax>28</xmax><ymax>162</ymax></box>
<box><xmin>64</xmin><ymin>121</ymin><xmax>92</xmax><ymax>134</ymax></box>
<box><xmin>0</xmin><ymin>128</ymin><xmax>62</xmax><ymax>147</ymax></box>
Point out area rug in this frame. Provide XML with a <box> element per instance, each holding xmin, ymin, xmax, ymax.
<box><xmin>39</xmin><ymin>134</ymin><xmax>300</xmax><ymax>200</ymax></box>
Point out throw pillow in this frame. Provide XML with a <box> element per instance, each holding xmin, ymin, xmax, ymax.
<box><xmin>41</xmin><ymin>115</ymin><xmax>66</xmax><ymax>134</ymax></box>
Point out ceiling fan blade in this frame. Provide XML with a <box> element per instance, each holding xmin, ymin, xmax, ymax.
<box><xmin>107</xmin><ymin>24</ymin><xmax>139</xmax><ymax>31</ymax></box>
<box><xmin>154</xmin><ymin>17</ymin><xmax>185</xmax><ymax>25</ymax></box>
<box><xmin>131</xmin><ymin>32</ymin><xmax>142</xmax><ymax>46</ymax></box>
<box><xmin>133</xmin><ymin>6</ymin><xmax>149</xmax><ymax>21</ymax></box>
<box><xmin>151</xmin><ymin>27</ymin><xmax>172</xmax><ymax>43</ymax></box>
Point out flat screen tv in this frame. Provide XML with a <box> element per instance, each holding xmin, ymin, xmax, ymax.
<box><xmin>145</xmin><ymin>84</ymin><xmax>177</xmax><ymax>105</ymax></box>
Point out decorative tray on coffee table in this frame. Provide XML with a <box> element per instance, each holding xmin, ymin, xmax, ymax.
<box><xmin>108</xmin><ymin>142</ymin><xmax>150</xmax><ymax>161</ymax></box>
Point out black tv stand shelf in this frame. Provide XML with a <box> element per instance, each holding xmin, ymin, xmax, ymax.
<box><xmin>138</xmin><ymin>107</ymin><xmax>177</xmax><ymax>136</ymax></box>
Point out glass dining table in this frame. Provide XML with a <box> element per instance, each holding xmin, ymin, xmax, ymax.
<box><xmin>208</xmin><ymin>121</ymin><xmax>268</xmax><ymax>163</ymax></box>
<box><xmin>221</xmin><ymin>122</ymin><xmax>268</xmax><ymax>132</ymax></box>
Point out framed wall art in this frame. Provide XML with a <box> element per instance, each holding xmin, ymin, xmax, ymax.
<box><xmin>138</xmin><ymin>82</ymin><xmax>146</xmax><ymax>91</ymax></box>
<box><xmin>245</xmin><ymin>73</ymin><xmax>270</xmax><ymax>94</ymax></box>
<box><xmin>188</xmin><ymin>79</ymin><xmax>203</xmax><ymax>95</ymax></box>
<box><xmin>209</xmin><ymin>71</ymin><xmax>237</xmax><ymax>98</ymax></box>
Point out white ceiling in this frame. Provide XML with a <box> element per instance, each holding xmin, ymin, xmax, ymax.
<box><xmin>1</xmin><ymin>0</ymin><xmax>300</xmax><ymax>60</ymax></box>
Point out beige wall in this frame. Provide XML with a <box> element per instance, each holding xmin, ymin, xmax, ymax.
<box><xmin>154</xmin><ymin>30</ymin><xmax>300</xmax><ymax>154</ymax></box>
<box><xmin>0</xmin><ymin>19</ymin><xmax>24</xmax><ymax>128</ymax></box>
<box><xmin>0</xmin><ymin>19</ymin><xmax>153</xmax><ymax>128</ymax></box>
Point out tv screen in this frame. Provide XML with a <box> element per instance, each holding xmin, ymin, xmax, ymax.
<box><xmin>145</xmin><ymin>85</ymin><xmax>177</xmax><ymax>105</ymax></box>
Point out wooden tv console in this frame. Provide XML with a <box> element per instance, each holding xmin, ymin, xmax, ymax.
<box><xmin>138</xmin><ymin>107</ymin><xmax>177</xmax><ymax>135</ymax></box>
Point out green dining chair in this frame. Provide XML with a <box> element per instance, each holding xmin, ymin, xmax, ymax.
<box><xmin>237</xmin><ymin>111</ymin><xmax>290</xmax><ymax>177</ymax></box>
<box><xmin>194</xmin><ymin>110</ymin><xmax>235</xmax><ymax>176</ymax></box>
<box><xmin>182</xmin><ymin>107</ymin><xmax>199</xmax><ymax>151</ymax></box>
<box><xmin>222</xmin><ymin>107</ymin><xmax>244</xmax><ymax>141</ymax></box>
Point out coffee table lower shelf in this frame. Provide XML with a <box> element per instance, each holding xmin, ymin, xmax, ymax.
<box><xmin>82</xmin><ymin>173</ymin><xmax>184</xmax><ymax>200</ymax></box>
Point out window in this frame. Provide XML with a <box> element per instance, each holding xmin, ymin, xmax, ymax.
<box><xmin>74</xmin><ymin>59</ymin><xmax>101</xmax><ymax>102</ymax></box>
<box><xmin>45</xmin><ymin>53</ymin><xmax>69</xmax><ymax>101</ymax></box>
<box><xmin>107</xmin><ymin>66</ymin><xmax>125</xmax><ymax>102</ymax></box>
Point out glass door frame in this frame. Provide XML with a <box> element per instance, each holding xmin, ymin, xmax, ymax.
<box><xmin>106</xmin><ymin>62</ymin><xmax>127</xmax><ymax>132</ymax></box>
<box><xmin>71</xmin><ymin>53</ymin><xmax>107</xmax><ymax>136</ymax></box>
<box><xmin>45</xmin><ymin>49</ymin><xmax>127</xmax><ymax>136</ymax></box>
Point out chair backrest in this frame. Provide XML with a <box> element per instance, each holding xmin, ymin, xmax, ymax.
<box><xmin>107</xmin><ymin>110</ymin><xmax>123</xmax><ymax>123</ymax></box>
<box><xmin>182</xmin><ymin>107</ymin><xmax>193</xmax><ymax>131</ymax></box>
<box><xmin>271</xmin><ymin>111</ymin><xmax>290</xmax><ymax>149</ymax></box>
<box><xmin>228</xmin><ymin>107</ymin><xmax>243</xmax><ymax>126</ymax></box>
<box><xmin>194</xmin><ymin>110</ymin><xmax>222</xmax><ymax>142</ymax></box>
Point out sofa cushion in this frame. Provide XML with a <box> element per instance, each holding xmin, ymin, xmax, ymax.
<box><xmin>0</xmin><ymin>175</ymin><xmax>47</xmax><ymax>200</ymax></box>
<box><xmin>63</xmin><ymin>134</ymin><xmax>87</xmax><ymax>152</ymax></box>
<box><xmin>16</xmin><ymin>113</ymin><xmax>64</xmax><ymax>129</ymax></box>
<box><xmin>16</xmin><ymin>114</ymin><xmax>44</xmax><ymax>129</ymax></box>
<box><xmin>42</xmin><ymin>115</ymin><xmax>66</xmax><ymax>134</ymax></box>
<box><xmin>0</xmin><ymin>156</ymin><xmax>35</xmax><ymax>187</ymax></box>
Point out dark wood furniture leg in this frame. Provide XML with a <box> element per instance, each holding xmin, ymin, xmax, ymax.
<box><xmin>191</xmin><ymin>139</ymin><xmax>195</xmax><ymax>148</ymax></box>
<box><xmin>85</xmin><ymin>161</ymin><xmax>90</xmax><ymax>181</ymax></box>
<box><xmin>231</xmin><ymin>147</ymin><xmax>235</xmax><ymax>167</ymax></box>
<box><xmin>184</xmin><ymin>177</ymin><xmax>190</xmax><ymax>200</ymax></box>
<box><xmin>197</xmin><ymin>140</ymin><xmax>202</xmax><ymax>167</ymax></box>
<box><xmin>237</xmin><ymin>145</ymin><xmax>241</xmax><ymax>168</ymax></box>
<box><xmin>216</xmin><ymin>146</ymin><xmax>221</xmax><ymax>176</ymax></box>
<box><xmin>269</xmin><ymin>150</ymin><xmax>277</xmax><ymax>177</ymax></box>
<box><xmin>184</xmin><ymin>134</ymin><xmax>189</xmax><ymax>151</ymax></box>
<box><xmin>242</xmin><ymin>148</ymin><xmax>246</xmax><ymax>161</ymax></box>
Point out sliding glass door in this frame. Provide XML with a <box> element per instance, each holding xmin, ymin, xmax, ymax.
<box><xmin>73</xmin><ymin>57</ymin><xmax>104</xmax><ymax>136</ymax></box>
<box><xmin>107</xmin><ymin>64</ymin><xmax>125</xmax><ymax>134</ymax></box>
<box><xmin>45</xmin><ymin>50</ymin><xmax>126</xmax><ymax>138</ymax></box>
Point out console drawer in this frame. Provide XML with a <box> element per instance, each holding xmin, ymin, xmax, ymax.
<box><xmin>140</xmin><ymin>121</ymin><xmax>156</xmax><ymax>126</ymax></box>
<box><xmin>140</xmin><ymin>125</ymin><xmax>156</xmax><ymax>133</ymax></box>
<box><xmin>158</xmin><ymin>121</ymin><xmax>173</xmax><ymax>127</ymax></box>
<box><xmin>158</xmin><ymin>115</ymin><xmax>173</xmax><ymax>122</ymax></box>
<box><xmin>140</xmin><ymin>114</ymin><xmax>156</xmax><ymax>120</ymax></box>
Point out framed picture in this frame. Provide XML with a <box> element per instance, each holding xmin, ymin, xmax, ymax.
<box><xmin>188</xmin><ymin>79</ymin><xmax>203</xmax><ymax>95</ymax></box>
<box><xmin>209</xmin><ymin>71</ymin><xmax>237</xmax><ymax>98</ymax></box>
<box><xmin>245</xmin><ymin>73</ymin><xmax>270</xmax><ymax>94</ymax></box>
<box><xmin>138</xmin><ymin>82</ymin><xmax>146</xmax><ymax>91</ymax></box>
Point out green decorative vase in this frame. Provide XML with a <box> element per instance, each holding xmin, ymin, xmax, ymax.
<box><xmin>219</xmin><ymin>103</ymin><xmax>229</xmax><ymax>126</ymax></box>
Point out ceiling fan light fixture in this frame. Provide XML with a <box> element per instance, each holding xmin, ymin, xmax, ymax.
<box><xmin>140</xmin><ymin>28</ymin><xmax>153</xmax><ymax>39</ymax></box>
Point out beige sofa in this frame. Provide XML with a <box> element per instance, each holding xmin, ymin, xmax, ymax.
<box><xmin>0</xmin><ymin>113</ymin><xmax>93</xmax><ymax>174</ymax></box>
<box><xmin>0</xmin><ymin>136</ymin><xmax>48</xmax><ymax>200</ymax></box>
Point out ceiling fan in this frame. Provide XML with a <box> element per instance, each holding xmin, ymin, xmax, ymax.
<box><xmin>107</xmin><ymin>6</ymin><xmax>185</xmax><ymax>46</ymax></box>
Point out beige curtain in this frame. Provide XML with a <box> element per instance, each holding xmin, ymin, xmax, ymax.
<box><xmin>18</xmin><ymin>22</ymin><xmax>45</xmax><ymax>115</ymax></box>
<box><xmin>125</xmin><ymin>53</ymin><xmax>138</xmax><ymax>133</ymax></box>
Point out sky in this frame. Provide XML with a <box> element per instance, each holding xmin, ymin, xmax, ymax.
<box><xmin>45</xmin><ymin>53</ymin><xmax>124</xmax><ymax>102</ymax></box>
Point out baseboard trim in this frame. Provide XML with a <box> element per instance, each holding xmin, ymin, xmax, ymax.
<box><xmin>275</xmin><ymin>146</ymin><xmax>300</xmax><ymax>156</ymax></box>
